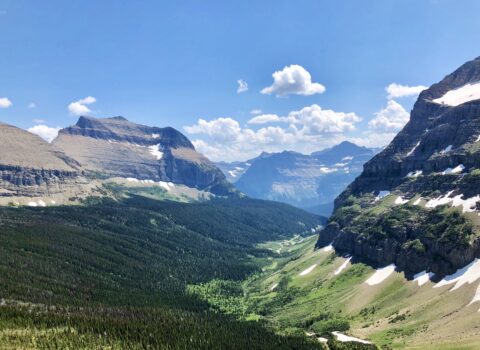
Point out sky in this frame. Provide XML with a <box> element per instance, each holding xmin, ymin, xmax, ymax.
<box><xmin>0</xmin><ymin>0</ymin><xmax>479</xmax><ymax>161</ymax></box>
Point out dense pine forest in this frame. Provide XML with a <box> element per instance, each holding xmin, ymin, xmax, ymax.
<box><xmin>0</xmin><ymin>196</ymin><xmax>329</xmax><ymax>349</ymax></box>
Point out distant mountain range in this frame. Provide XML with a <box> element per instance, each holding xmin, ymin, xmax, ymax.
<box><xmin>216</xmin><ymin>142</ymin><xmax>379</xmax><ymax>216</ymax></box>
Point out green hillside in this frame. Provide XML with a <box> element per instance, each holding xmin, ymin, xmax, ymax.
<box><xmin>0</xmin><ymin>195</ymin><xmax>324</xmax><ymax>349</ymax></box>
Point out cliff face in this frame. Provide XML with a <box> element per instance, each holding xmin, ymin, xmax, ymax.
<box><xmin>53</xmin><ymin>116</ymin><xmax>233</xmax><ymax>195</ymax></box>
<box><xmin>317</xmin><ymin>57</ymin><xmax>480</xmax><ymax>278</ymax></box>
<box><xmin>0</xmin><ymin>123</ymin><xmax>84</xmax><ymax>198</ymax></box>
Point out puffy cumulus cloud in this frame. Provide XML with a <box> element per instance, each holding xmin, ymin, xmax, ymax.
<box><xmin>68</xmin><ymin>96</ymin><xmax>96</xmax><ymax>116</ymax></box>
<box><xmin>237</xmin><ymin>79</ymin><xmax>248</xmax><ymax>93</ymax></box>
<box><xmin>184</xmin><ymin>104</ymin><xmax>361</xmax><ymax>161</ymax></box>
<box><xmin>289</xmin><ymin>104</ymin><xmax>360</xmax><ymax>134</ymax></box>
<box><xmin>368</xmin><ymin>100</ymin><xmax>410</xmax><ymax>131</ymax></box>
<box><xmin>28</xmin><ymin>125</ymin><xmax>61</xmax><ymax>143</ymax></box>
<box><xmin>184</xmin><ymin>117</ymin><xmax>242</xmax><ymax>142</ymax></box>
<box><xmin>386</xmin><ymin>83</ymin><xmax>427</xmax><ymax>99</ymax></box>
<box><xmin>261</xmin><ymin>65</ymin><xmax>325</xmax><ymax>97</ymax></box>
<box><xmin>0</xmin><ymin>97</ymin><xmax>12</xmax><ymax>108</ymax></box>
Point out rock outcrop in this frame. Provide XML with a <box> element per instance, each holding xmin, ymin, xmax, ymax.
<box><xmin>317</xmin><ymin>56</ymin><xmax>480</xmax><ymax>278</ymax></box>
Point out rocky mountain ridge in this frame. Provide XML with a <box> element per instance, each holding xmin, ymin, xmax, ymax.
<box><xmin>317</xmin><ymin>56</ymin><xmax>480</xmax><ymax>278</ymax></box>
<box><xmin>0</xmin><ymin>123</ymin><xmax>89</xmax><ymax>199</ymax></box>
<box><xmin>0</xmin><ymin>117</ymin><xmax>234</xmax><ymax>203</ymax></box>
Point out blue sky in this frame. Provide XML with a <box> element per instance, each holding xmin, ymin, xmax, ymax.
<box><xmin>0</xmin><ymin>0</ymin><xmax>479</xmax><ymax>161</ymax></box>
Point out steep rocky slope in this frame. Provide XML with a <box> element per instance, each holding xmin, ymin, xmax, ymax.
<box><xmin>0</xmin><ymin>123</ymin><xmax>87</xmax><ymax>198</ymax></box>
<box><xmin>228</xmin><ymin>142</ymin><xmax>377</xmax><ymax>216</ymax></box>
<box><xmin>53</xmin><ymin>116</ymin><xmax>233</xmax><ymax>195</ymax></box>
<box><xmin>317</xmin><ymin>56</ymin><xmax>480</xmax><ymax>278</ymax></box>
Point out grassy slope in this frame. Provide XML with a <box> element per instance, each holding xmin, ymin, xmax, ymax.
<box><xmin>230</xmin><ymin>236</ymin><xmax>480</xmax><ymax>350</ymax></box>
<box><xmin>0</xmin><ymin>195</ymin><xmax>325</xmax><ymax>349</ymax></box>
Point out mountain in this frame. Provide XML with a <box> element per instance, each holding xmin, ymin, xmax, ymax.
<box><xmin>317</xmin><ymin>56</ymin><xmax>480</xmax><ymax>278</ymax></box>
<box><xmin>215</xmin><ymin>160</ymin><xmax>252</xmax><ymax>182</ymax></box>
<box><xmin>0</xmin><ymin>122</ymin><xmax>88</xmax><ymax>200</ymax></box>
<box><xmin>53</xmin><ymin>116</ymin><xmax>233</xmax><ymax>195</ymax></box>
<box><xmin>228</xmin><ymin>142</ymin><xmax>377</xmax><ymax>216</ymax></box>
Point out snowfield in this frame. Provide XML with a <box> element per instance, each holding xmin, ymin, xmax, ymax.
<box><xmin>441</xmin><ymin>145</ymin><xmax>453</xmax><ymax>154</ymax></box>
<box><xmin>432</xmin><ymin>82</ymin><xmax>480</xmax><ymax>106</ymax></box>
<box><xmin>395</xmin><ymin>196</ymin><xmax>409</xmax><ymax>205</ymax></box>
<box><xmin>269</xmin><ymin>283</ymin><xmax>279</xmax><ymax>291</ymax></box>
<box><xmin>148</xmin><ymin>144</ymin><xmax>163</xmax><ymax>160</ymax></box>
<box><xmin>406</xmin><ymin>141</ymin><xmax>421</xmax><ymax>156</ymax></box>
<box><xmin>434</xmin><ymin>259</ymin><xmax>480</xmax><ymax>291</ymax></box>
<box><xmin>413</xmin><ymin>271</ymin><xmax>434</xmax><ymax>286</ymax></box>
<box><xmin>322</xmin><ymin>244</ymin><xmax>333</xmax><ymax>252</ymax></box>
<box><xmin>426</xmin><ymin>191</ymin><xmax>480</xmax><ymax>213</ymax></box>
<box><xmin>441</xmin><ymin>164</ymin><xmax>465</xmax><ymax>175</ymax></box>
<box><xmin>332</xmin><ymin>332</ymin><xmax>372</xmax><ymax>344</ymax></box>
<box><xmin>334</xmin><ymin>257</ymin><xmax>352</xmax><ymax>276</ymax></box>
<box><xmin>406</xmin><ymin>170</ymin><xmax>423</xmax><ymax>178</ymax></box>
<box><xmin>365</xmin><ymin>264</ymin><xmax>396</xmax><ymax>286</ymax></box>
<box><xmin>299</xmin><ymin>264</ymin><xmax>318</xmax><ymax>276</ymax></box>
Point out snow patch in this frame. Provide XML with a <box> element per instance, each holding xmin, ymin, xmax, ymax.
<box><xmin>322</xmin><ymin>244</ymin><xmax>333</xmax><ymax>252</ymax></box>
<box><xmin>413</xmin><ymin>271</ymin><xmax>433</xmax><ymax>286</ymax></box>
<box><xmin>299</xmin><ymin>264</ymin><xmax>318</xmax><ymax>276</ymax></box>
<box><xmin>476</xmin><ymin>135</ymin><xmax>480</xmax><ymax>143</ymax></box>
<box><xmin>269</xmin><ymin>283</ymin><xmax>279</xmax><ymax>291</ymax></box>
<box><xmin>151</xmin><ymin>133</ymin><xmax>160</xmax><ymax>139</ymax></box>
<box><xmin>38</xmin><ymin>200</ymin><xmax>46</xmax><ymax>207</ymax></box>
<box><xmin>426</xmin><ymin>191</ymin><xmax>480</xmax><ymax>213</ymax></box>
<box><xmin>148</xmin><ymin>144</ymin><xmax>163</xmax><ymax>160</ymax></box>
<box><xmin>27</xmin><ymin>202</ymin><xmax>38</xmax><ymax>207</ymax></box>
<box><xmin>435</xmin><ymin>259</ymin><xmax>480</xmax><ymax>291</ymax></box>
<box><xmin>332</xmin><ymin>332</ymin><xmax>372</xmax><ymax>344</ymax></box>
<box><xmin>334</xmin><ymin>257</ymin><xmax>352</xmax><ymax>276</ymax></box>
<box><xmin>441</xmin><ymin>145</ymin><xmax>453</xmax><ymax>154</ymax></box>
<box><xmin>365</xmin><ymin>264</ymin><xmax>396</xmax><ymax>286</ymax></box>
<box><xmin>395</xmin><ymin>196</ymin><xmax>409</xmax><ymax>205</ymax></box>
<box><xmin>432</xmin><ymin>82</ymin><xmax>480</xmax><ymax>107</ymax></box>
<box><xmin>406</xmin><ymin>170</ymin><xmax>423</xmax><ymax>178</ymax></box>
<box><xmin>406</xmin><ymin>141</ymin><xmax>421</xmax><ymax>156</ymax></box>
<box><xmin>442</xmin><ymin>164</ymin><xmax>465</xmax><ymax>175</ymax></box>
<box><xmin>342</xmin><ymin>156</ymin><xmax>354</xmax><ymax>161</ymax></box>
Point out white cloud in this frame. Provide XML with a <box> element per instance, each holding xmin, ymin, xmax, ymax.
<box><xmin>289</xmin><ymin>104</ymin><xmax>360</xmax><ymax>134</ymax></box>
<box><xmin>28</xmin><ymin>125</ymin><xmax>61</xmax><ymax>143</ymax></box>
<box><xmin>68</xmin><ymin>96</ymin><xmax>96</xmax><ymax>116</ymax></box>
<box><xmin>0</xmin><ymin>97</ymin><xmax>12</xmax><ymax>108</ymax></box>
<box><xmin>28</xmin><ymin>102</ymin><xmax>36</xmax><ymax>109</ymax></box>
<box><xmin>248</xmin><ymin>114</ymin><xmax>285</xmax><ymax>125</ymax></box>
<box><xmin>33</xmin><ymin>118</ymin><xmax>46</xmax><ymax>124</ymax></box>
<box><xmin>184</xmin><ymin>104</ymin><xmax>361</xmax><ymax>161</ymax></box>
<box><xmin>368</xmin><ymin>100</ymin><xmax>410</xmax><ymax>131</ymax></box>
<box><xmin>261</xmin><ymin>65</ymin><xmax>325</xmax><ymax>97</ymax></box>
<box><xmin>250</xmin><ymin>109</ymin><xmax>263</xmax><ymax>115</ymax></box>
<box><xmin>386</xmin><ymin>83</ymin><xmax>427</xmax><ymax>99</ymax></box>
<box><xmin>237</xmin><ymin>80</ymin><xmax>248</xmax><ymax>93</ymax></box>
